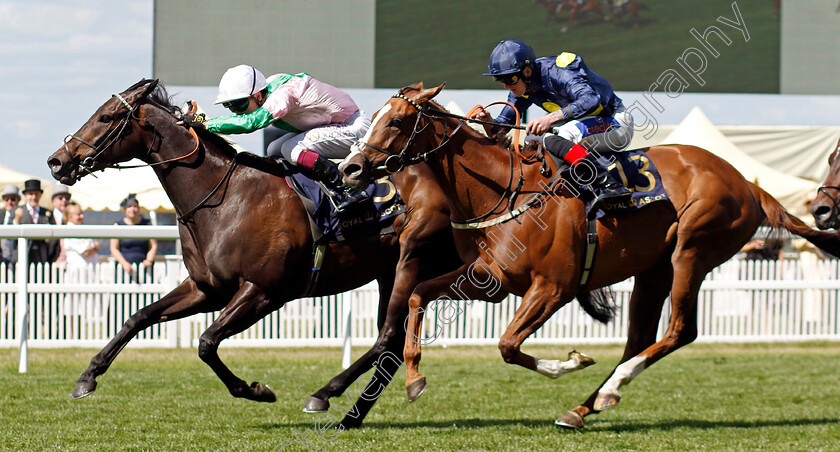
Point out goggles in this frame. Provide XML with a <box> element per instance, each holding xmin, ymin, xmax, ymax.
<box><xmin>222</xmin><ymin>97</ymin><xmax>251</xmax><ymax>114</ymax></box>
<box><xmin>493</xmin><ymin>73</ymin><xmax>521</xmax><ymax>85</ymax></box>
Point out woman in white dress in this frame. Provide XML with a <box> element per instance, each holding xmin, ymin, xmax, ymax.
<box><xmin>61</xmin><ymin>203</ymin><xmax>101</xmax><ymax>338</ymax></box>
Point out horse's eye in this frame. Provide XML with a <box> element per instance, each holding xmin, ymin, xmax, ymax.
<box><xmin>99</xmin><ymin>114</ymin><xmax>113</xmax><ymax>123</ymax></box>
<box><xmin>389</xmin><ymin>118</ymin><xmax>401</xmax><ymax>128</ymax></box>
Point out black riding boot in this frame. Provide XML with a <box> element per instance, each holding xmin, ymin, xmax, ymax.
<box><xmin>579</xmin><ymin>154</ymin><xmax>631</xmax><ymax>204</ymax></box>
<box><xmin>310</xmin><ymin>155</ymin><xmax>369</xmax><ymax>214</ymax></box>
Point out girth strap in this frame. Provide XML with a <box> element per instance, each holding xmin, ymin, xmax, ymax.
<box><xmin>303</xmin><ymin>243</ymin><xmax>327</xmax><ymax>297</ymax></box>
<box><xmin>577</xmin><ymin>219</ymin><xmax>598</xmax><ymax>293</ymax></box>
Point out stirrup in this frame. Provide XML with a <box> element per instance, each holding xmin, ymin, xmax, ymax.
<box><xmin>331</xmin><ymin>188</ymin><xmax>369</xmax><ymax>216</ymax></box>
<box><xmin>594</xmin><ymin>185</ymin><xmax>631</xmax><ymax>205</ymax></box>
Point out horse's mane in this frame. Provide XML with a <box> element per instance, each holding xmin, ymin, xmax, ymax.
<box><xmin>140</xmin><ymin>80</ymin><xmax>286</xmax><ymax>176</ymax></box>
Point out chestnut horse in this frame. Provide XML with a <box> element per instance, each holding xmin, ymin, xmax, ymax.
<box><xmin>810</xmin><ymin>136</ymin><xmax>840</xmax><ymax>230</ymax></box>
<box><xmin>47</xmin><ymin>80</ymin><xmax>460</xmax><ymax>427</ymax></box>
<box><xmin>340</xmin><ymin>83</ymin><xmax>840</xmax><ymax>429</ymax></box>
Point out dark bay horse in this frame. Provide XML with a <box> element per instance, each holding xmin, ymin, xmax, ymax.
<box><xmin>47</xmin><ymin>80</ymin><xmax>460</xmax><ymax>426</ymax></box>
<box><xmin>810</xmin><ymin>136</ymin><xmax>840</xmax><ymax>230</ymax></box>
<box><xmin>340</xmin><ymin>83</ymin><xmax>840</xmax><ymax>429</ymax></box>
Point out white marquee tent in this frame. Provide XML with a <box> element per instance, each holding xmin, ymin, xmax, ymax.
<box><xmin>69</xmin><ymin>162</ymin><xmax>173</xmax><ymax>212</ymax></box>
<box><xmin>661</xmin><ymin>107</ymin><xmax>818</xmax><ymax>216</ymax></box>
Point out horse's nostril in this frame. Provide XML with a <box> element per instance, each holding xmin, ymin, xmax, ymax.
<box><xmin>343</xmin><ymin>163</ymin><xmax>362</xmax><ymax>176</ymax></box>
<box><xmin>813</xmin><ymin>205</ymin><xmax>831</xmax><ymax>218</ymax></box>
<box><xmin>47</xmin><ymin>158</ymin><xmax>62</xmax><ymax>170</ymax></box>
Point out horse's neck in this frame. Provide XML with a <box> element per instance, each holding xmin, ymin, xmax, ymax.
<box><xmin>145</xmin><ymin>126</ymin><xmax>236</xmax><ymax>218</ymax></box>
<box><xmin>429</xmin><ymin>130</ymin><xmax>519</xmax><ymax>222</ymax></box>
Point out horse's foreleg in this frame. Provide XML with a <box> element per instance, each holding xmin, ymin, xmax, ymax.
<box><xmin>403</xmin><ymin>262</ymin><xmax>504</xmax><ymax>402</ymax></box>
<box><xmin>197</xmin><ymin>281</ymin><xmax>280</xmax><ymax>402</ymax></box>
<box><xmin>304</xmin><ymin>271</ymin><xmax>402</xmax><ymax>414</ymax></box>
<box><xmin>497</xmin><ymin>275</ymin><xmax>583</xmax><ymax>376</ymax></box>
<box><xmin>557</xmin><ymin>256</ymin><xmax>673</xmax><ymax>429</ymax></box>
<box><xmin>72</xmin><ymin>278</ymin><xmax>214</xmax><ymax>399</ymax></box>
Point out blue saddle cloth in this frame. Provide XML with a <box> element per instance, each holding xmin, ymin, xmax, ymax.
<box><xmin>553</xmin><ymin>149</ymin><xmax>669</xmax><ymax>220</ymax></box>
<box><xmin>286</xmin><ymin>170</ymin><xmax>405</xmax><ymax>242</ymax></box>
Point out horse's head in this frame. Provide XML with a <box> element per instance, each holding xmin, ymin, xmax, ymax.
<box><xmin>340</xmin><ymin>82</ymin><xmax>445</xmax><ymax>190</ymax></box>
<box><xmin>810</xmin><ymin>136</ymin><xmax>840</xmax><ymax>229</ymax></box>
<box><xmin>47</xmin><ymin>79</ymin><xmax>163</xmax><ymax>185</ymax></box>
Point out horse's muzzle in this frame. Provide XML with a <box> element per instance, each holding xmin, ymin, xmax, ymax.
<box><xmin>810</xmin><ymin>201</ymin><xmax>838</xmax><ymax>230</ymax></box>
<box><xmin>47</xmin><ymin>151</ymin><xmax>78</xmax><ymax>186</ymax></box>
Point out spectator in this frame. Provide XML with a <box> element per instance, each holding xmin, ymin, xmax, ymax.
<box><xmin>1</xmin><ymin>184</ymin><xmax>21</xmax><ymax>264</ymax></box>
<box><xmin>16</xmin><ymin>179</ymin><xmax>59</xmax><ymax>263</ymax></box>
<box><xmin>110</xmin><ymin>194</ymin><xmax>157</xmax><ymax>279</ymax></box>
<box><xmin>61</xmin><ymin>202</ymin><xmax>102</xmax><ymax>337</ymax></box>
<box><xmin>51</xmin><ymin>184</ymin><xmax>71</xmax><ymax>226</ymax></box>
<box><xmin>62</xmin><ymin>203</ymin><xmax>101</xmax><ymax>269</ymax></box>
<box><xmin>52</xmin><ymin>183</ymin><xmax>72</xmax><ymax>268</ymax></box>
<box><xmin>740</xmin><ymin>238</ymin><xmax>783</xmax><ymax>261</ymax></box>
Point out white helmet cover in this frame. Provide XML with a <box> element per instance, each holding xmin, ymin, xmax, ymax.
<box><xmin>214</xmin><ymin>64</ymin><xmax>268</xmax><ymax>104</ymax></box>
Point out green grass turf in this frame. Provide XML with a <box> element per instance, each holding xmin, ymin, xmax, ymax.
<box><xmin>1</xmin><ymin>343</ymin><xmax>838</xmax><ymax>451</ymax></box>
<box><xmin>375</xmin><ymin>0</ymin><xmax>779</xmax><ymax>93</ymax></box>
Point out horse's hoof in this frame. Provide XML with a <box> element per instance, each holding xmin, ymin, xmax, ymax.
<box><xmin>250</xmin><ymin>382</ymin><xmax>277</xmax><ymax>403</ymax></box>
<box><xmin>569</xmin><ymin>350</ymin><xmax>596</xmax><ymax>368</ymax></box>
<box><xmin>406</xmin><ymin>377</ymin><xmax>427</xmax><ymax>402</ymax></box>
<box><xmin>303</xmin><ymin>396</ymin><xmax>330</xmax><ymax>413</ymax></box>
<box><xmin>71</xmin><ymin>379</ymin><xmax>97</xmax><ymax>399</ymax></box>
<box><xmin>555</xmin><ymin>410</ymin><xmax>585</xmax><ymax>430</ymax></box>
<box><xmin>593</xmin><ymin>392</ymin><xmax>620</xmax><ymax>411</ymax></box>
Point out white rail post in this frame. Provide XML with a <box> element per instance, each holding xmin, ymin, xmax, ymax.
<box><xmin>341</xmin><ymin>293</ymin><xmax>353</xmax><ymax>369</ymax></box>
<box><xmin>164</xmin><ymin>256</ymin><xmax>182</xmax><ymax>347</ymax></box>
<box><xmin>16</xmin><ymin>237</ymin><xmax>29</xmax><ymax>373</ymax></box>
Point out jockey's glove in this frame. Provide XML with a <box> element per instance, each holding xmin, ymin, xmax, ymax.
<box><xmin>181</xmin><ymin>113</ymin><xmax>207</xmax><ymax>130</ymax></box>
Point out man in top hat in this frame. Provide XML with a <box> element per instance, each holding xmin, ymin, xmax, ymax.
<box><xmin>1</xmin><ymin>184</ymin><xmax>21</xmax><ymax>263</ymax></box>
<box><xmin>51</xmin><ymin>184</ymin><xmax>71</xmax><ymax>226</ymax></box>
<box><xmin>16</xmin><ymin>179</ymin><xmax>59</xmax><ymax>263</ymax></box>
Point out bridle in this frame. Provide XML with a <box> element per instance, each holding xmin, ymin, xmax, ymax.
<box><xmin>814</xmin><ymin>143</ymin><xmax>840</xmax><ymax>223</ymax></box>
<box><xmin>816</xmin><ymin>185</ymin><xmax>840</xmax><ymax>222</ymax></box>
<box><xmin>61</xmin><ymin>93</ymin><xmax>141</xmax><ymax>180</ymax></box>
<box><xmin>60</xmin><ymin>83</ymin><xmax>232</xmax><ymax>223</ymax></box>
<box><xmin>360</xmin><ymin>93</ymin><xmax>466</xmax><ymax>174</ymax></box>
<box><xmin>61</xmin><ymin>89</ymin><xmax>201</xmax><ymax>181</ymax></box>
<box><xmin>361</xmin><ymin>92</ymin><xmax>530</xmax><ymax>227</ymax></box>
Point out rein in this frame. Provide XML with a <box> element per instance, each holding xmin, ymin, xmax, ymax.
<box><xmin>376</xmin><ymin>93</ymin><xmax>535</xmax><ymax>229</ymax></box>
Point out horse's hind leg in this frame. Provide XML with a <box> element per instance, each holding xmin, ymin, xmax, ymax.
<box><xmin>496</xmin><ymin>275</ymin><xmax>588</xmax><ymax>377</ymax></box>
<box><xmin>72</xmin><ymin>278</ymin><xmax>215</xmax><ymax>399</ymax></box>
<box><xmin>557</xmin><ymin>255</ymin><xmax>673</xmax><ymax>429</ymax></box>
<box><xmin>197</xmin><ymin>281</ymin><xmax>281</xmax><ymax>402</ymax></box>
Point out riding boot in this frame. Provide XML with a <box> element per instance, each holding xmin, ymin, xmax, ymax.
<box><xmin>579</xmin><ymin>154</ymin><xmax>631</xmax><ymax>205</ymax></box>
<box><xmin>310</xmin><ymin>155</ymin><xmax>369</xmax><ymax>214</ymax></box>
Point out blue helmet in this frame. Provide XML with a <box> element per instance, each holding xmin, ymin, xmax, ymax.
<box><xmin>483</xmin><ymin>40</ymin><xmax>536</xmax><ymax>76</ymax></box>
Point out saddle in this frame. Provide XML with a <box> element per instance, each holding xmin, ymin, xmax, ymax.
<box><xmin>277</xmin><ymin>158</ymin><xmax>405</xmax><ymax>244</ymax></box>
<box><xmin>520</xmin><ymin>139</ymin><xmax>670</xmax><ymax>220</ymax></box>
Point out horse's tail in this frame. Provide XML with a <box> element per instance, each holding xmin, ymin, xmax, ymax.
<box><xmin>576</xmin><ymin>287</ymin><xmax>617</xmax><ymax>324</ymax></box>
<box><xmin>749</xmin><ymin>182</ymin><xmax>840</xmax><ymax>258</ymax></box>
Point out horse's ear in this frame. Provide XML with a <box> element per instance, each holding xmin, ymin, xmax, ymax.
<box><xmin>417</xmin><ymin>82</ymin><xmax>446</xmax><ymax>103</ymax></box>
<box><xmin>142</xmin><ymin>79</ymin><xmax>159</xmax><ymax>98</ymax></box>
<box><xmin>413</xmin><ymin>82</ymin><xmax>424</xmax><ymax>90</ymax></box>
<box><xmin>121</xmin><ymin>79</ymin><xmax>159</xmax><ymax>106</ymax></box>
